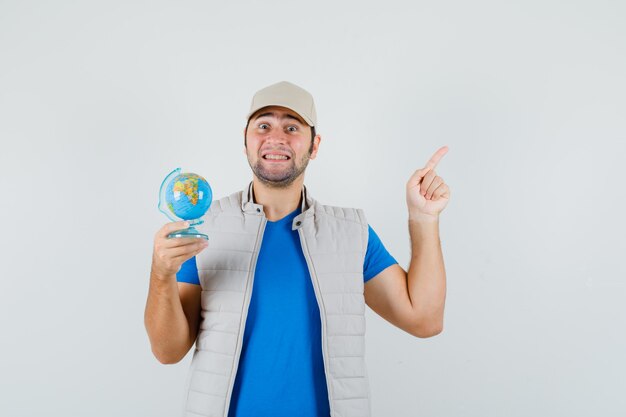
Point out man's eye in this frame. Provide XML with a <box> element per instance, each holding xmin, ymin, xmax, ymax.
<box><xmin>287</xmin><ymin>126</ymin><xmax>297</xmax><ymax>132</ymax></box>
<box><xmin>258</xmin><ymin>123</ymin><xmax>269</xmax><ymax>129</ymax></box>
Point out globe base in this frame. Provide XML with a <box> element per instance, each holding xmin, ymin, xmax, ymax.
<box><xmin>166</xmin><ymin>226</ymin><xmax>208</xmax><ymax>240</ymax></box>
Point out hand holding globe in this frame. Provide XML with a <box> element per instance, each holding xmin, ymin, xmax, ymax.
<box><xmin>151</xmin><ymin>221</ymin><xmax>209</xmax><ymax>280</ymax></box>
<box><xmin>151</xmin><ymin>168</ymin><xmax>213</xmax><ymax>281</ymax></box>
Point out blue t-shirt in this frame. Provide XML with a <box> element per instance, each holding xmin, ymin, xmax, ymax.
<box><xmin>177</xmin><ymin>207</ymin><xmax>397</xmax><ymax>417</ymax></box>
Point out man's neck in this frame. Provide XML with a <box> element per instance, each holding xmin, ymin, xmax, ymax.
<box><xmin>251</xmin><ymin>177</ymin><xmax>304</xmax><ymax>221</ymax></box>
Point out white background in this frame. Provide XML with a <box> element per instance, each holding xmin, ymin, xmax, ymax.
<box><xmin>1</xmin><ymin>1</ymin><xmax>625</xmax><ymax>416</ymax></box>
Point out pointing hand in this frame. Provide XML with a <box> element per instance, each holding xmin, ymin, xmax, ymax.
<box><xmin>406</xmin><ymin>146</ymin><xmax>451</xmax><ymax>221</ymax></box>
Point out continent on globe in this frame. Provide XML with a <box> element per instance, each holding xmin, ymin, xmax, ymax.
<box><xmin>174</xmin><ymin>176</ymin><xmax>200</xmax><ymax>205</ymax></box>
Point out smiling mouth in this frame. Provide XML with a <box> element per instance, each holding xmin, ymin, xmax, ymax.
<box><xmin>263</xmin><ymin>154</ymin><xmax>290</xmax><ymax>160</ymax></box>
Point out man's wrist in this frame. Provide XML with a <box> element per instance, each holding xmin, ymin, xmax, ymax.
<box><xmin>408</xmin><ymin>211</ymin><xmax>440</xmax><ymax>224</ymax></box>
<box><xmin>150</xmin><ymin>267</ymin><xmax>176</xmax><ymax>283</ymax></box>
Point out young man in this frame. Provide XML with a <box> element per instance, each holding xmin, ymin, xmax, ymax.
<box><xmin>145</xmin><ymin>81</ymin><xmax>450</xmax><ymax>417</ymax></box>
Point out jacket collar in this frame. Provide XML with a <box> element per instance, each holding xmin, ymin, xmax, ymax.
<box><xmin>240</xmin><ymin>181</ymin><xmax>316</xmax><ymax>227</ymax></box>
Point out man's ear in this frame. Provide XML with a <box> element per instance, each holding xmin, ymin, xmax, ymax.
<box><xmin>310</xmin><ymin>135</ymin><xmax>322</xmax><ymax>160</ymax></box>
<box><xmin>243</xmin><ymin>127</ymin><xmax>247</xmax><ymax>155</ymax></box>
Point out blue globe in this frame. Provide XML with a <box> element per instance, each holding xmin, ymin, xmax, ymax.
<box><xmin>164</xmin><ymin>173</ymin><xmax>212</xmax><ymax>220</ymax></box>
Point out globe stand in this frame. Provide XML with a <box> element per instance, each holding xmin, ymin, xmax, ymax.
<box><xmin>167</xmin><ymin>226</ymin><xmax>208</xmax><ymax>240</ymax></box>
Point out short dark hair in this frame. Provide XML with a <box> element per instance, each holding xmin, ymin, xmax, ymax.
<box><xmin>244</xmin><ymin>120</ymin><xmax>316</xmax><ymax>147</ymax></box>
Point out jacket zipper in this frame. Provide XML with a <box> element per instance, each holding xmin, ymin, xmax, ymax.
<box><xmin>223</xmin><ymin>216</ymin><xmax>267</xmax><ymax>417</ymax></box>
<box><xmin>298</xmin><ymin>227</ymin><xmax>335</xmax><ymax>416</ymax></box>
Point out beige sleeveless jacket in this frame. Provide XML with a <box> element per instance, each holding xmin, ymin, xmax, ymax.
<box><xmin>181</xmin><ymin>183</ymin><xmax>371</xmax><ymax>417</ymax></box>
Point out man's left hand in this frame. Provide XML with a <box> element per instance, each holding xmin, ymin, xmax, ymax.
<box><xmin>406</xmin><ymin>146</ymin><xmax>451</xmax><ymax>221</ymax></box>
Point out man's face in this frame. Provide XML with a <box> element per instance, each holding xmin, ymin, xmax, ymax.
<box><xmin>244</xmin><ymin>105</ymin><xmax>320</xmax><ymax>188</ymax></box>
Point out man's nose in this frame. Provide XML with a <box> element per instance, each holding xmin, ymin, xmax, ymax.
<box><xmin>265</xmin><ymin>132</ymin><xmax>288</xmax><ymax>144</ymax></box>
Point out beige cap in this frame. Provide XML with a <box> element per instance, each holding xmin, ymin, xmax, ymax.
<box><xmin>246</xmin><ymin>81</ymin><xmax>317</xmax><ymax>127</ymax></box>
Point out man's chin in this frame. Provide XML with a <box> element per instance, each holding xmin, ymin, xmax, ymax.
<box><xmin>257</xmin><ymin>175</ymin><xmax>297</xmax><ymax>188</ymax></box>
<box><xmin>250</xmin><ymin>160</ymin><xmax>307</xmax><ymax>188</ymax></box>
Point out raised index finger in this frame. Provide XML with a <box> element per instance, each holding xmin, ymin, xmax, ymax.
<box><xmin>423</xmin><ymin>146</ymin><xmax>449</xmax><ymax>171</ymax></box>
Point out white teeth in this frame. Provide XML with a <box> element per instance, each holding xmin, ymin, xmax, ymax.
<box><xmin>265</xmin><ymin>154</ymin><xmax>288</xmax><ymax>160</ymax></box>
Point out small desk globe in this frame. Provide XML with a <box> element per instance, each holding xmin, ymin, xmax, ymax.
<box><xmin>158</xmin><ymin>168</ymin><xmax>212</xmax><ymax>240</ymax></box>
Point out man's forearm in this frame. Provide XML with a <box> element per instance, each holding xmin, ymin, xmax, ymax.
<box><xmin>144</xmin><ymin>272</ymin><xmax>192</xmax><ymax>363</ymax></box>
<box><xmin>407</xmin><ymin>217</ymin><xmax>447</xmax><ymax>335</ymax></box>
